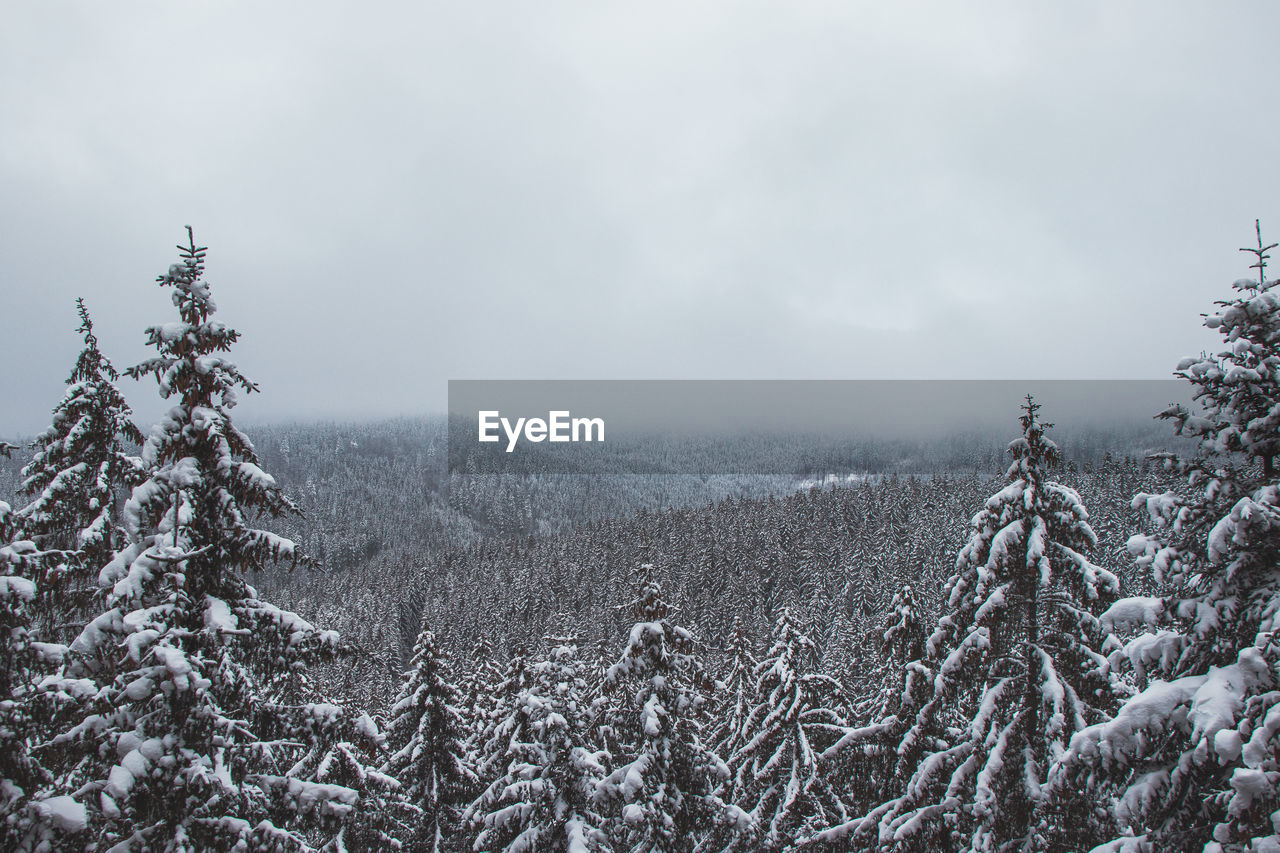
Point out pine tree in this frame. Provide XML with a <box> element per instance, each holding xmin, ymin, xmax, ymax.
<box><xmin>724</xmin><ymin>607</ymin><xmax>846</xmax><ymax>852</ymax></box>
<box><xmin>280</xmin><ymin>706</ymin><xmax>416</xmax><ymax>851</ymax></box>
<box><xmin>464</xmin><ymin>635</ymin><xmax>610</xmax><ymax>852</ymax></box>
<box><xmin>1063</xmin><ymin>225</ymin><xmax>1280</xmax><ymax>851</ymax></box>
<box><xmin>812</xmin><ymin>582</ymin><xmax>935</xmax><ymax>842</ymax></box>
<box><xmin>838</xmin><ymin>562</ymin><xmax>888</xmax><ymax>704</ymax></box>
<box><xmin>598</xmin><ymin>565</ymin><xmax>744</xmax><ymax>853</ymax></box>
<box><xmin>458</xmin><ymin>633</ymin><xmax>506</xmax><ymax>762</ymax></box>
<box><xmin>0</xmin><ymin>451</ymin><xmax>89</xmax><ymax>848</ymax></box>
<box><xmin>385</xmin><ymin>623</ymin><xmax>477</xmax><ymax>852</ymax></box>
<box><xmin>882</xmin><ymin>584</ymin><xmax>926</xmax><ymax>668</ymax></box>
<box><xmin>822</xmin><ymin>399</ymin><xmax>1120</xmax><ymax>852</ymax></box>
<box><xmin>61</xmin><ymin>228</ymin><xmax>370</xmax><ymax>850</ymax></box>
<box><xmin>1162</xmin><ymin>221</ymin><xmax>1280</xmax><ymax>480</ymax></box>
<box><xmin>871</xmin><ymin>583</ymin><xmax>928</xmax><ymax>721</ymax></box>
<box><xmin>18</xmin><ymin>299</ymin><xmax>144</xmax><ymax>639</ymax></box>
<box><xmin>473</xmin><ymin>644</ymin><xmax>533</xmax><ymax>793</ymax></box>
<box><xmin>708</xmin><ymin>616</ymin><xmax>758</xmax><ymax>762</ymax></box>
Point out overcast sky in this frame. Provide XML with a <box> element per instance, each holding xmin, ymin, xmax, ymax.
<box><xmin>2</xmin><ymin>3</ymin><xmax>1278</xmax><ymax>435</ymax></box>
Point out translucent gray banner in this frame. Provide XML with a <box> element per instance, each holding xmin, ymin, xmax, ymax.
<box><xmin>447</xmin><ymin>380</ymin><xmax>1195</xmax><ymax>475</ymax></box>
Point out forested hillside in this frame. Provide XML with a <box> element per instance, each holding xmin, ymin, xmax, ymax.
<box><xmin>265</xmin><ymin>457</ymin><xmax>1164</xmax><ymax>711</ymax></box>
<box><xmin>411</xmin><ymin>456</ymin><xmax>1168</xmax><ymax>670</ymax></box>
<box><xmin>119</xmin><ymin>423</ymin><xmax>1171</xmax><ymax>711</ymax></box>
<box><xmin>0</xmin><ymin>411</ymin><xmax>1173</xmax><ymax>714</ymax></box>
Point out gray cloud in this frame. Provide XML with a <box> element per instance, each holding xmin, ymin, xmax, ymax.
<box><xmin>2</xmin><ymin>2</ymin><xmax>1275</xmax><ymax>434</ymax></box>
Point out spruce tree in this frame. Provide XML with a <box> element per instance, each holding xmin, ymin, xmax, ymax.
<box><xmin>62</xmin><ymin>228</ymin><xmax>372</xmax><ymax>850</ymax></box>
<box><xmin>384</xmin><ymin>622</ymin><xmax>477</xmax><ymax>852</ymax></box>
<box><xmin>1162</xmin><ymin>221</ymin><xmax>1280</xmax><ymax>480</ymax></box>
<box><xmin>708</xmin><ymin>616</ymin><xmax>758</xmax><ymax>762</ymax></box>
<box><xmin>810</xmin><ymin>583</ymin><xmax>935</xmax><ymax>843</ymax></box>
<box><xmin>464</xmin><ymin>635</ymin><xmax>610</xmax><ymax>852</ymax></box>
<box><xmin>882</xmin><ymin>584</ymin><xmax>926</xmax><ymax>668</ymax></box>
<box><xmin>872</xmin><ymin>583</ymin><xmax>928</xmax><ymax>722</ymax></box>
<box><xmin>1063</xmin><ymin>224</ymin><xmax>1280</xmax><ymax>850</ymax></box>
<box><xmin>472</xmin><ymin>644</ymin><xmax>532</xmax><ymax>795</ymax></box>
<box><xmin>0</xmin><ymin>454</ymin><xmax>89</xmax><ymax>848</ymax></box>
<box><xmin>598</xmin><ymin>565</ymin><xmax>744</xmax><ymax>853</ymax></box>
<box><xmin>457</xmin><ymin>633</ymin><xmax>506</xmax><ymax>764</ymax></box>
<box><xmin>18</xmin><ymin>299</ymin><xmax>144</xmax><ymax>639</ymax></box>
<box><xmin>724</xmin><ymin>607</ymin><xmax>845</xmax><ymax>852</ymax></box>
<box><xmin>824</xmin><ymin>399</ymin><xmax>1120</xmax><ymax>852</ymax></box>
<box><xmin>281</xmin><ymin>706</ymin><xmax>415</xmax><ymax>851</ymax></box>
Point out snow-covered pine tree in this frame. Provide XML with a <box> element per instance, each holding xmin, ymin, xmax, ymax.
<box><xmin>473</xmin><ymin>644</ymin><xmax>533</xmax><ymax>794</ymax></box>
<box><xmin>61</xmin><ymin>228</ymin><xmax>374</xmax><ymax>850</ymax></box>
<box><xmin>882</xmin><ymin>584</ymin><xmax>926</xmax><ymax>668</ymax></box>
<box><xmin>872</xmin><ymin>583</ymin><xmax>928</xmax><ymax>720</ymax></box>
<box><xmin>817</xmin><ymin>582</ymin><xmax>936</xmax><ymax>839</ymax></box>
<box><xmin>279</xmin><ymin>705</ymin><xmax>416</xmax><ymax>851</ymax></box>
<box><xmin>708</xmin><ymin>616</ymin><xmax>758</xmax><ymax>763</ymax></box>
<box><xmin>723</xmin><ymin>607</ymin><xmax>846</xmax><ymax>852</ymax></box>
<box><xmin>1163</xmin><ymin>221</ymin><xmax>1280</xmax><ymax>479</ymax></box>
<box><xmin>463</xmin><ymin>635</ymin><xmax>610</xmax><ymax>852</ymax></box>
<box><xmin>0</xmin><ymin>451</ymin><xmax>89</xmax><ymax>849</ymax></box>
<box><xmin>818</xmin><ymin>608</ymin><xmax>856</xmax><ymax>692</ymax></box>
<box><xmin>837</xmin><ymin>563</ymin><xmax>889</xmax><ymax>707</ymax></box>
<box><xmin>817</xmin><ymin>398</ymin><xmax>1120</xmax><ymax>852</ymax></box>
<box><xmin>385</xmin><ymin>622</ymin><xmax>477</xmax><ymax>852</ymax></box>
<box><xmin>1061</xmin><ymin>225</ymin><xmax>1280</xmax><ymax>851</ymax></box>
<box><xmin>599</xmin><ymin>565</ymin><xmax>744</xmax><ymax>853</ymax></box>
<box><xmin>458</xmin><ymin>633</ymin><xmax>506</xmax><ymax>763</ymax></box>
<box><xmin>18</xmin><ymin>299</ymin><xmax>144</xmax><ymax>640</ymax></box>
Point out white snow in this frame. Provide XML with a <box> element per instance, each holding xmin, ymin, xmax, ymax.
<box><xmin>33</xmin><ymin>795</ymin><xmax>87</xmax><ymax>832</ymax></box>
